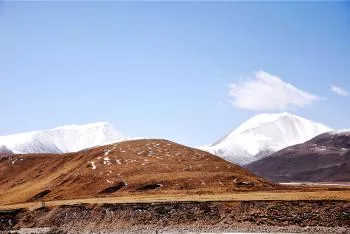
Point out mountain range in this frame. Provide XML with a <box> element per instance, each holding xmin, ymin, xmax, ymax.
<box><xmin>1</xmin><ymin>113</ymin><xmax>350</xmax><ymax>183</ymax></box>
<box><xmin>0</xmin><ymin>113</ymin><xmax>334</xmax><ymax>166</ymax></box>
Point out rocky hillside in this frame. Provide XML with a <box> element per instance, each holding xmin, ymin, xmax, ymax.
<box><xmin>246</xmin><ymin>131</ymin><xmax>350</xmax><ymax>182</ymax></box>
<box><xmin>0</xmin><ymin>139</ymin><xmax>273</xmax><ymax>204</ymax></box>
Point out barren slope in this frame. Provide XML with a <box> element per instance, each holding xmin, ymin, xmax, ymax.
<box><xmin>0</xmin><ymin>139</ymin><xmax>272</xmax><ymax>205</ymax></box>
<box><xmin>246</xmin><ymin>131</ymin><xmax>350</xmax><ymax>182</ymax></box>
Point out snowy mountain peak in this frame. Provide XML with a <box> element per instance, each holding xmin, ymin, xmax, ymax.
<box><xmin>0</xmin><ymin>122</ymin><xmax>129</xmax><ymax>154</ymax></box>
<box><xmin>204</xmin><ymin>112</ymin><xmax>333</xmax><ymax>165</ymax></box>
<box><xmin>214</xmin><ymin>112</ymin><xmax>330</xmax><ymax>146</ymax></box>
<box><xmin>233</xmin><ymin>112</ymin><xmax>300</xmax><ymax>133</ymax></box>
<box><xmin>53</xmin><ymin>122</ymin><xmax>113</xmax><ymax>130</ymax></box>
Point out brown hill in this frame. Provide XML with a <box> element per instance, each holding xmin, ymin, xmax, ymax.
<box><xmin>0</xmin><ymin>139</ymin><xmax>273</xmax><ymax>205</ymax></box>
<box><xmin>246</xmin><ymin>132</ymin><xmax>350</xmax><ymax>182</ymax></box>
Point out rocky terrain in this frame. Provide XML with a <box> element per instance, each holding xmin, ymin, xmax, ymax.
<box><xmin>246</xmin><ymin>130</ymin><xmax>350</xmax><ymax>182</ymax></box>
<box><xmin>1</xmin><ymin>200</ymin><xmax>349</xmax><ymax>233</ymax></box>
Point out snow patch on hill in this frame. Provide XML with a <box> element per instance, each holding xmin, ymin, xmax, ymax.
<box><xmin>201</xmin><ymin>112</ymin><xmax>333</xmax><ymax>165</ymax></box>
<box><xmin>0</xmin><ymin>122</ymin><xmax>129</xmax><ymax>154</ymax></box>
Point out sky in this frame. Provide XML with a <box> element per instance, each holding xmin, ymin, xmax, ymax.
<box><xmin>0</xmin><ymin>1</ymin><xmax>350</xmax><ymax>146</ymax></box>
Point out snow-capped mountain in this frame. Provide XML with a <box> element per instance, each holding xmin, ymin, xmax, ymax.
<box><xmin>0</xmin><ymin>122</ymin><xmax>129</xmax><ymax>154</ymax></box>
<box><xmin>201</xmin><ymin>112</ymin><xmax>333</xmax><ymax>165</ymax></box>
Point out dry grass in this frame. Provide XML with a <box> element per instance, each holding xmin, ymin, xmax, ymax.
<box><xmin>0</xmin><ymin>139</ymin><xmax>273</xmax><ymax>205</ymax></box>
<box><xmin>1</xmin><ymin>190</ymin><xmax>350</xmax><ymax>210</ymax></box>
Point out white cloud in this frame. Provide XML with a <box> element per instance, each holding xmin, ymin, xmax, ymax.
<box><xmin>331</xmin><ymin>85</ymin><xmax>348</xmax><ymax>96</ymax></box>
<box><xmin>228</xmin><ymin>71</ymin><xmax>320</xmax><ymax>111</ymax></box>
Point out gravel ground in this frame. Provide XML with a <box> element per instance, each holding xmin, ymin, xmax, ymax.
<box><xmin>1</xmin><ymin>201</ymin><xmax>349</xmax><ymax>234</ymax></box>
<box><xmin>5</xmin><ymin>225</ymin><xmax>349</xmax><ymax>234</ymax></box>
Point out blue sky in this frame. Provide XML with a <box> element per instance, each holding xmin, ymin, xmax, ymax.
<box><xmin>1</xmin><ymin>2</ymin><xmax>349</xmax><ymax>146</ymax></box>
